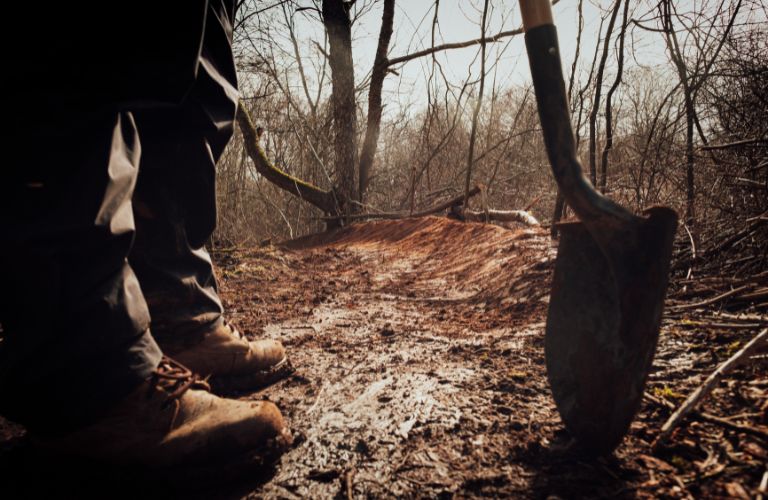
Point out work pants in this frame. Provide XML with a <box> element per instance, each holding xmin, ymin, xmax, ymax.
<box><xmin>0</xmin><ymin>1</ymin><xmax>238</xmax><ymax>434</ymax></box>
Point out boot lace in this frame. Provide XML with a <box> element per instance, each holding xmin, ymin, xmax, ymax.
<box><xmin>149</xmin><ymin>356</ymin><xmax>211</xmax><ymax>428</ymax></box>
<box><xmin>152</xmin><ymin>356</ymin><xmax>210</xmax><ymax>399</ymax></box>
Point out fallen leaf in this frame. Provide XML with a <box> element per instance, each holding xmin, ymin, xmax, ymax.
<box><xmin>638</xmin><ymin>454</ymin><xmax>676</xmax><ymax>472</ymax></box>
<box><xmin>724</xmin><ymin>482</ymin><xmax>750</xmax><ymax>500</ymax></box>
<box><xmin>742</xmin><ymin>441</ymin><xmax>767</xmax><ymax>459</ymax></box>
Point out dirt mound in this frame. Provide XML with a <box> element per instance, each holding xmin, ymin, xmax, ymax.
<box><xmin>286</xmin><ymin>216</ymin><xmax>555</xmax><ymax>328</ymax></box>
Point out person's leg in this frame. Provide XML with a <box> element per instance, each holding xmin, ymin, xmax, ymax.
<box><xmin>129</xmin><ymin>0</ymin><xmax>238</xmax><ymax>346</ymax></box>
<box><xmin>0</xmin><ymin>106</ymin><xmax>289</xmax><ymax>464</ymax></box>
<box><xmin>0</xmin><ymin>110</ymin><xmax>162</xmax><ymax>435</ymax></box>
<box><xmin>129</xmin><ymin>108</ymin><xmax>226</xmax><ymax>347</ymax></box>
<box><xmin>0</xmin><ymin>0</ymin><xmax>290</xmax><ymax>465</ymax></box>
<box><xmin>129</xmin><ymin>1</ymin><xmax>291</xmax><ymax>388</ymax></box>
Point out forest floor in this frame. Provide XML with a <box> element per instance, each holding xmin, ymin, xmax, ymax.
<box><xmin>1</xmin><ymin>216</ymin><xmax>766</xmax><ymax>499</ymax></box>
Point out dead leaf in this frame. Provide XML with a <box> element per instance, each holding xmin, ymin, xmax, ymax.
<box><xmin>638</xmin><ymin>454</ymin><xmax>676</xmax><ymax>472</ymax></box>
<box><xmin>724</xmin><ymin>482</ymin><xmax>750</xmax><ymax>500</ymax></box>
<box><xmin>742</xmin><ymin>441</ymin><xmax>767</xmax><ymax>459</ymax></box>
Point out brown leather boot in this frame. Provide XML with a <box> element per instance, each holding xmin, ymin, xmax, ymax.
<box><xmin>164</xmin><ymin>321</ymin><xmax>294</xmax><ymax>391</ymax></box>
<box><xmin>34</xmin><ymin>357</ymin><xmax>291</xmax><ymax>468</ymax></box>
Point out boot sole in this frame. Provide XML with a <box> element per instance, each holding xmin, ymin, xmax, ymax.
<box><xmin>163</xmin><ymin>432</ymin><xmax>291</xmax><ymax>490</ymax></box>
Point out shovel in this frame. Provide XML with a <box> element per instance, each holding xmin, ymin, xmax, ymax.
<box><xmin>518</xmin><ymin>0</ymin><xmax>678</xmax><ymax>455</ymax></box>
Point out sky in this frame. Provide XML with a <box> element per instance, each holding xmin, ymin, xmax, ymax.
<box><xmin>250</xmin><ymin>0</ymin><xmax>762</xmax><ymax>117</ymax></box>
<box><xmin>257</xmin><ymin>0</ymin><xmax>671</xmax><ymax>116</ymax></box>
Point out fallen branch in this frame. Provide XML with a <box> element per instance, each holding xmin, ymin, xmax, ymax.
<box><xmin>733</xmin><ymin>177</ymin><xmax>767</xmax><ymax>189</ymax></box>
<box><xmin>738</xmin><ymin>287</ymin><xmax>768</xmax><ymax>302</ymax></box>
<box><xmin>653</xmin><ymin>328</ymin><xmax>768</xmax><ymax>448</ymax></box>
<box><xmin>320</xmin><ymin>186</ymin><xmax>481</xmax><ymax>221</ymax></box>
<box><xmin>700</xmin><ymin>137</ymin><xmax>767</xmax><ymax>150</ymax></box>
<box><xmin>696</xmin><ymin>410</ymin><xmax>768</xmax><ymax>441</ymax></box>
<box><xmin>646</xmin><ymin>393</ymin><xmax>768</xmax><ymax>441</ymax></box>
<box><xmin>708</xmin><ymin>218</ymin><xmax>766</xmax><ymax>256</ymax></box>
<box><xmin>453</xmin><ymin>208</ymin><xmax>540</xmax><ymax>226</ymax></box>
<box><xmin>714</xmin><ymin>312</ymin><xmax>768</xmax><ymax>323</ymax></box>
<box><xmin>677</xmin><ymin>320</ymin><xmax>766</xmax><ymax>329</ymax></box>
<box><xmin>670</xmin><ymin>284</ymin><xmax>756</xmax><ymax>311</ymax></box>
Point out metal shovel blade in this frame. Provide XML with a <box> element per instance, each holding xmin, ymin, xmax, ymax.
<box><xmin>518</xmin><ymin>1</ymin><xmax>679</xmax><ymax>455</ymax></box>
<box><xmin>545</xmin><ymin>209</ymin><xmax>677</xmax><ymax>455</ymax></box>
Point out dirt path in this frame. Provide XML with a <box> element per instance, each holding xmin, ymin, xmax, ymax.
<box><xmin>1</xmin><ymin>216</ymin><xmax>765</xmax><ymax>498</ymax></box>
<box><xmin>219</xmin><ymin>217</ymin><xmax>559</xmax><ymax>498</ymax></box>
<box><xmin>219</xmin><ymin>217</ymin><xmax>767</xmax><ymax>499</ymax></box>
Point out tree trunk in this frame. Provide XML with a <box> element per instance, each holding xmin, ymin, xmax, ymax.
<box><xmin>661</xmin><ymin>0</ymin><xmax>696</xmax><ymax>225</ymax></box>
<box><xmin>553</xmin><ymin>0</ymin><xmax>584</xmax><ymax>236</ymax></box>
<box><xmin>323</xmin><ymin>0</ymin><xmax>359</xmax><ymax>209</ymax></box>
<box><xmin>358</xmin><ymin>0</ymin><xmax>395</xmax><ymax>202</ymax></box>
<box><xmin>588</xmin><ymin>0</ymin><xmax>622</xmax><ymax>187</ymax></box>
<box><xmin>599</xmin><ymin>0</ymin><xmax>629</xmax><ymax>193</ymax></box>
<box><xmin>463</xmin><ymin>0</ymin><xmax>491</xmax><ymax>206</ymax></box>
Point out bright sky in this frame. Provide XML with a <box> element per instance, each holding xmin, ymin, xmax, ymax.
<box><xmin>384</xmin><ymin>2</ymin><xmax>660</xmax><ymax>95</ymax></box>
<box><xmin>253</xmin><ymin>0</ymin><xmax>762</xmax><ymax>116</ymax></box>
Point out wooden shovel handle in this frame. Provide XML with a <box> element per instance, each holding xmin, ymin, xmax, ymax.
<box><xmin>519</xmin><ymin>0</ymin><xmax>554</xmax><ymax>31</ymax></box>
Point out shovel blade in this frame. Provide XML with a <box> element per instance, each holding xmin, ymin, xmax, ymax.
<box><xmin>545</xmin><ymin>207</ymin><xmax>677</xmax><ymax>455</ymax></box>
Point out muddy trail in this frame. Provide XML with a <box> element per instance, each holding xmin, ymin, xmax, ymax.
<box><xmin>1</xmin><ymin>216</ymin><xmax>766</xmax><ymax>499</ymax></box>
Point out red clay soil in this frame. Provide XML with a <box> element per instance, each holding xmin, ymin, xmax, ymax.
<box><xmin>1</xmin><ymin>216</ymin><xmax>766</xmax><ymax>499</ymax></box>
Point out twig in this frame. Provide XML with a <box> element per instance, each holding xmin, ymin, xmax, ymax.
<box><xmin>670</xmin><ymin>284</ymin><xmax>755</xmax><ymax>311</ymax></box>
<box><xmin>386</xmin><ymin>0</ymin><xmax>561</xmax><ymax>67</ymax></box>
<box><xmin>695</xmin><ymin>412</ymin><xmax>768</xmax><ymax>442</ymax></box>
<box><xmin>683</xmin><ymin>223</ymin><xmax>697</xmax><ymax>280</ymax></box>
<box><xmin>758</xmin><ymin>467</ymin><xmax>768</xmax><ymax>500</ymax></box>
<box><xmin>344</xmin><ymin>467</ymin><xmax>355</xmax><ymax>500</ymax></box>
<box><xmin>653</xmin><ymin>328</ymin><xmax>768</xmax><ymax>448</ymax></box>
<box><xmin>700</xmin><ymin>137</ymin><xmax>767</xmax><ymax>150</ymax></box>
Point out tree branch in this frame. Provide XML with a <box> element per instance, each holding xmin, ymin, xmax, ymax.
<box><xmin>236</xmin><ymin>102</ymin><xmax>341</xmax><ymax>215</ymax></box>
<box><xmin>386</xmin><ymin>0</ymin><xmax>560</xmax><ymax>67</ymax></box>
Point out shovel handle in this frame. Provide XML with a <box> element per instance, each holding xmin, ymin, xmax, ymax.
<box><xmin>518</xmin><ymin>0</ymin><xmax>635</xmax><ymax>231</ymax></box>
<box><xmin>519</xmin><ymin>0</ymin><xmax>553</xmax><ymax>30</ymax></box>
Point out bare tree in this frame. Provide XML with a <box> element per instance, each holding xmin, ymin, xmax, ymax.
<box><xmin>323</xmin><ymin>0</ymin><xmax>359</xmax><ymax>208</ymax></box>
<box><xmin>358</xmin><ymin>0</ymin><xmax>395</xmax><ymax>202</ymax></box>
<box><xmin>656</xmin><ymin>0</ymin><xmax>743</xmax><ymax>225</ymax></box>
<box><xmin>552</xmin><ymin>0</ymin><xmax>585</xmax><ymax>235</ymax></box>
<box><xmin>588</xmin><ymin>0</ymin><xmax>622</xmax><ymax>187</ymax></box>
<box><xmin>599</xmin><ymin>0</ymin><xmax>630</xmax><ymax>193</ymax></box>
<box><xmin>464</xmin><ymin>0</ymin><xmax>491</xmax><ymax>206</ymax></box>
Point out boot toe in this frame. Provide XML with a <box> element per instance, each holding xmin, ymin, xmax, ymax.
<box><xmin>249</xmin><ymin>339</ymin><xmax>287</xmax><ymax>370</ymax></box>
